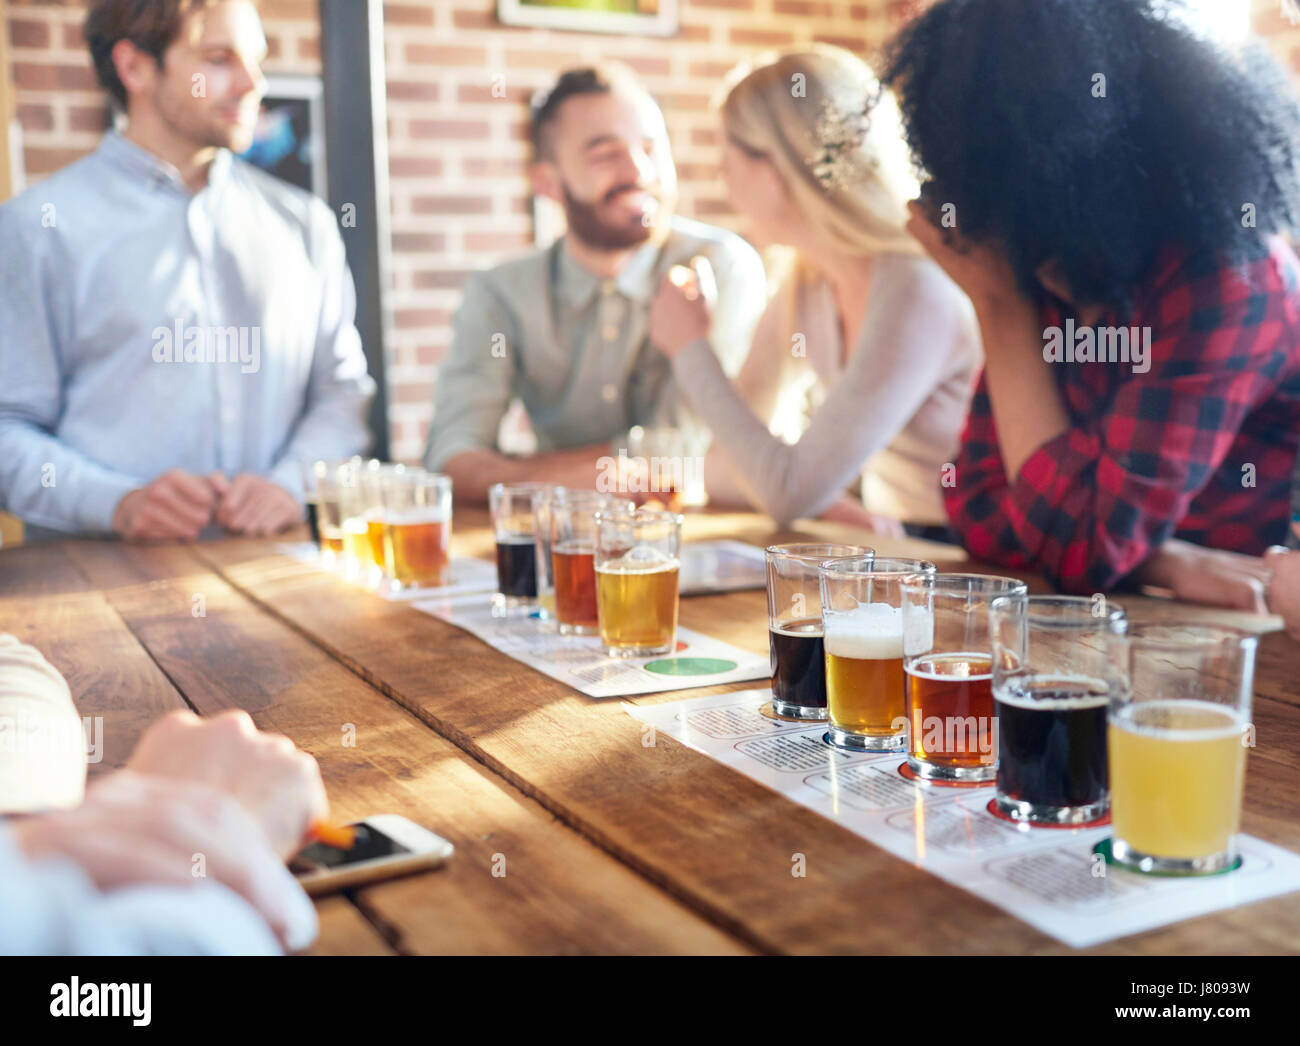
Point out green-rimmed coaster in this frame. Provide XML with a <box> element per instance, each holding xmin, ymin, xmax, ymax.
<box><xmin>1093</xmin><ymin>838</ymin><xmax>1243</xmax><ymax>876</ymax></box>
<box><xmin>642</xmin><ymin>657</ymin><xmax>737</xmax><ymax>676</ymax></box>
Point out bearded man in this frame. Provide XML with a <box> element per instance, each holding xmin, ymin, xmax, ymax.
<box><xmin>423</xmin><ymin>64</ymin><xmax>765</xmax><ymax>501</ymax></box>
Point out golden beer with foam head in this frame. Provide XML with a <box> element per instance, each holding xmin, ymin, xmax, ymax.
<box><xmin>594</xmin><ymin>509</ymin><xmax>683</xmax><ymax>658</ymax></box>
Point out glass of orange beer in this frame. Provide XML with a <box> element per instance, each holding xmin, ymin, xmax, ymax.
<box><xmin>819</xmin><ymin>557</ymin><xmax>936</xmax><ymax>752</ymax></box>
<box><xmin>545</xmin><ymin>490</ymin><xmax>634</xmax><ymax>636</ymax></box>
<box><xmin>593</xmin><ymin>509</ymin><xmax>683</xmax><ymax>657</ymax></box>
<box><xmin>381</xmin><ymin>469</ymin><xmax>452</xmax><ymax>591</ymax></box>
<box><xmin>900</xmin><ymin>573</ymin><xmax>1028</xmax><ymax>783</ymax></box>
<box><xmin>1108</xmin><ymin>624</ymin><xmax>1255</xmax><ymax>875</ymax></box>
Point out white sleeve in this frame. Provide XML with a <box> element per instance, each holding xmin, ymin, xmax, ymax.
<box><xmin>0</xmin><ymin>827</ymin><xmax>282</xmax><ymax>956</ymax></box>
<box><xmin>0</xmin><ymin>635</ymin><xmax>87</xmax><ymax>814</ymax></box>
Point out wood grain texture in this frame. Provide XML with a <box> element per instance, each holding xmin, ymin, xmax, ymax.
<box><xmin>66</xmin><ymin>540</ymin><xmax>748</xmax><ymax>955</ymax></box>
<box><xmin>189</xmin><ymin>517</ymin><xmax>1300</xmax><ymax>955</ymax></box>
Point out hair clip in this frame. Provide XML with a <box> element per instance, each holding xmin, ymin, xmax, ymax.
<box><xmin>806</xmin><ymin>93</ymin><xmax>879</xmax><ymax>191</ymax></box>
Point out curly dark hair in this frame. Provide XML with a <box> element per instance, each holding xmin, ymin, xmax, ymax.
<box><xmin>881</xmin><ymin>0</ymin><xmax>1300</xmax><ymax>313</ymax></box>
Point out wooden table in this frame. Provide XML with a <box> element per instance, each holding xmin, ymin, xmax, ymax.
<box><xmin>2</xmin><ymin>509</ymin><xmax>1297</xmax><ymax>955</ymax></box>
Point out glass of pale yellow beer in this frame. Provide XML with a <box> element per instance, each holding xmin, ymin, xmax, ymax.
<box><xmin>900</xmin><ymin>573</ymin><xmax>1029</xmax><ymax>783</ymax></box>
<box><xmin>313</xmin><ymin>460</ymin><xmax>348</xmax><ymax>566</ymax></box>
<box><xmin>593</xmin><ymin>508</ymin><xmax>683</xmax><ymax>657</ymax></box>
<box><xmin>335</xmin><ymin>459</ymin><xmax>373</xmax><ymax>581</ymax></box>
<box><xmin>819</xmin><ymin>557</ymin><xmax>936</xmax><ymax>751</ymax></box>
<box><xmin>1109</xmin><ymin>624</ymin><xmax>1255</xmax><ymax>875</ymax></box>
<box><xmin>381</xmin><ymin>469</ymin><xmax>452</xmax><ymax>591</ymax></box>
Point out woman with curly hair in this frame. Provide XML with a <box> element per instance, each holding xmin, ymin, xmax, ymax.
<box><xmin>884</xmin><ymin>0</ymin><xmax>1300</xmax><ymax>596</ymax></box>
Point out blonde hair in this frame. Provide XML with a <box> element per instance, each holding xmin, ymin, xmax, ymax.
<box><xmin>719</xmin><ymin>46</ymin><xmax>920</xmax><ymax>300</ymax></box>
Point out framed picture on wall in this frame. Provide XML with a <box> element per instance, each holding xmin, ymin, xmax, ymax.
<box><xmin>498</xmin><ymin>0</ymin><xmax>678</xmax><ymax>37</ymax></box>
<box><xmin>240</xmin><ymin>75</ymin><xmax>328</xmax><ymax>198</ymax></box>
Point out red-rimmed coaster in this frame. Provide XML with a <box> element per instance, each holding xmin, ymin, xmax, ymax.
<box><xmin>985</xmin><ymin>798</ymin><xmax>1111</xmax><ymax>829</ymax></box>
<box><xmin>897</xmin><ymin>761</ymin><xmax>989</xmax><ymax>788</ymax></box>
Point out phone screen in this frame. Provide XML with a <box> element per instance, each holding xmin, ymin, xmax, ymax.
<box><xmin>291</xmin><ymin>823</ymin><xmax>411</xmax><ymax>874</ymax></box>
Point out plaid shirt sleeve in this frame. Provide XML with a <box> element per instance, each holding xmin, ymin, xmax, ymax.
<box><xmin>945</xmin><ymin>255</ymin><xmax>1294</xmax><ymax>593</ymax></box>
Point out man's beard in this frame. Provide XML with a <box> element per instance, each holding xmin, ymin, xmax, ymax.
<box><xmin>561</xmin><ymin>181</ymin><xmax>659</xmax><ymax>251</ymax></box>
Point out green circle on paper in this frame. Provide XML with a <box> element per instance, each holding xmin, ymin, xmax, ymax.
<box><xmin>643</xmin><ymin>657</ymin><xmax>737</xmax><ymax>676</ymax></box>
<box><xmin>1092</xmin><ymin>838</ymin><xmax>1243</xmax><ymax>877</ymax></box>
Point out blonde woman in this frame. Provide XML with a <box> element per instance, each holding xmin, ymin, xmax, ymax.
<box><xmin>648</xmin><ymin>46</ymin><xmax>979</xmax><ymax>534</ymax></box>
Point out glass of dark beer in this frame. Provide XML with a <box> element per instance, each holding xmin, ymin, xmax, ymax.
<box><xmin>489</xmin><ymin>482</ymin><xmax>555</xmax><ymax>616</ymax></box>
<box><xmin>900</xmin><ymin>573</ymin><xmax>1028</xmax><ymax>783</ymax></box>
<box><xmin>765</xmin><ymin>544</ymin><xmax>873</xmax><ymax>720</ymax></box>
<box><xmin>990</xmin><ymin>595</ymin><xmax>1126</xmax><ymax>823</ymax></box>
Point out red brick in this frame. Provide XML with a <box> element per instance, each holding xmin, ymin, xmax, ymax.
<box><xmin>68</xmin><ymin>104</ymin><xmax>110</xmax><ymax>133</ymax></box>
<box><xmin>729</xmin><ymin>27</ymin><xmax>797</xmax><ymax>47</ymax></box>
<box><xmin>457</xmin><ymin>83</ymin><xmax>532</xmax><ymax>104</ymax></box>
<box><xmin>452</xmin><ymin>9</ymin><xmax>497</xmax><ymax>30</ymax></box>
<box><xmin>389</xmin><ymin>156</ymin><xmax>445</xmax><ymax>177</ymax></box>
<box><xmin>464</xmin><ymin>231</ymin><xmax>531</xmax><ymax>253</ymax></box>
<box><xmin>385</xmin><ymin>3</ymin><xmax>436</xmax><ymax>27</ymax></box>
<box><xmin>9</xmin><ymin>18</ymin><xmax>51</xmax><ymax>49</ymax></box>
<box><xmin>17</xmin><ymin>103</ymin><xmax>54</xmax><ymax>133</ymax></box>
<box><xmin>462</xmin><ymin>156</ymin><xmax>524</xmax><ymax>178</ymax></box>
<box><xmin>813</xmin><ymin>32</ymin><xmax>868</xmax><ymax>51</ymax></box>
<box><xmin>296</xmin><ymin>36</ymin><xmax>320</xmax><ymax>60</ymax></box>
<box><xmin>412</xmin><ymin>270</ymin><xmax>475</xmax><ymax>291</ymax></box>
<box><xmin>395</xmin><ymin>307</ymin><xmax>455</xmax><ymax>329</ymax></box>
<box><xmin>22</xmin><ymin>147</ymin><xmax>95</xmax><ymax>177</ymax></box>
<box><xmin>690</xmin><ymin>61</ymin><xmax>735</xmax><ymax>80</ymax></box>
<box><xmin>621</xmin><ymin>55</ymin><xmax>671</xmax><ymax>77</ymax></box>
<box><xmin>62</xmin><ymin>23</ymin><xmax>85</xmax><ymax>50</ymax></box>
<box><xmin>410</xmin><ymin>195</ymin><xmax>493</xmax><ymax>215</ymax></box>
<box><xmin>391</xmin><ymin>232</ymin><xmax>448</xmax><ymax>253</ymax></box>
<box><xmin>387</xmin><ymin>80</ymin><xmax>441</xmax><ymax>101</ymax></box>
<box><xmin>409</xmin><ymin>118</ymin><xmax>491</xmax><ymax>140</ymax></box>
<box><xmin>405</xmin><ymin>43</ymin><xmax>488</xmax><ymax>67</ymax></box>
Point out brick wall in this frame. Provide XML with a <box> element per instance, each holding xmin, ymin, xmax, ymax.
<box><xmin>4</xmin><ymin>0</ymin><xmax>1298</xmax><ymax>464</ymax></box>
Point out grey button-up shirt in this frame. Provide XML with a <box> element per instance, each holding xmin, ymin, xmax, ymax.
<box><xmin>0</xmin><ymin>132</ymin><xmax>374</xmax><ymax>535</ymax></box>
<box><xmin>423</xmin><ymin>215</ymin><xmax>766</xmax><ymax>469</ymax></box>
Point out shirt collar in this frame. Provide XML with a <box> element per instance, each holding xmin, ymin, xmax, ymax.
<box><xmin>96</xmin><ymin>131</ymin><xmax>233</xmax><ymax>196</ymax></box>
<box><xmin>556</xmin><ymin>234</ymin><xmax>664</xmax><ymax>307</ymax></box>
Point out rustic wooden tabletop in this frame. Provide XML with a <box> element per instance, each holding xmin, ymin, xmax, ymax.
<box><xmin>2</xmin><ymin>508</ymin><xmax>1296</xmax><ymax>954</ymax></box>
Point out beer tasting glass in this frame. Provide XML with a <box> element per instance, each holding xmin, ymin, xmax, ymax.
<box><xmin>359</xmin><ymin>460</ymin><xmax>405</xmax><ymax>588</ymax></box>
<box><xmin>299</xmin><ymin>459</ymin><xmax>322</xmax><ymax>546</ymax></box>
<box><xmin>336</xmin><ymin>460</ymin><xmax>371</xmax><ymax>580</ymax></box>
<box><xmin>546</xmin><ymin>490</ymin><xmax>634</xmax><ymax>636</ymax></box>
<box><xmin>489</xmin><ymin>482</ymin><xmax>553</xmax><ymax>615</ymax></box>
<box><xmin>819</xmin><ymin>557</ymin><xmax>936</xmax><ymax>751</ymax></box>
<box><xmin>766</xmin><ymin>544</ymin><xmax>873</xmax><ymax>720</ymax></box>
<box><xmin>313</xmin><ymin>460</ymin><xmax>346</xmax><ymax>564</ymax></box>
<box><xmin>381</xmin><ymin>470</ymin><xmax>452</xmax><ymax>591</ymax></box>
<box><xmin>990</xmin><ymin>595</ymin><xmax>1127</xmax><ymax>823</ymax></box>
<box><xmin>900</xmin><ymin>573</ymin><xmax>1028</xmax><ymax>782</ymax></box>
<box><xmin>1108</xmin><ymin>624</ymin><xmax>1255</xmax><ymax>875</ymax></box>
<box><xmin>593</xmin><ymin>508</ymin><xmax>683</xmax><ymax>657</ymax></box>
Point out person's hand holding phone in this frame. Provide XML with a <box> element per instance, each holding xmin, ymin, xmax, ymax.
<box><xmin>12</xmin><ymin>770</ymin><xmax>318</xmax><ymax>952</ymax></box>
<box><xmin>126</xmin><ymin>709</ymin><xmax>329</xmax><ymax>859</ymax></box>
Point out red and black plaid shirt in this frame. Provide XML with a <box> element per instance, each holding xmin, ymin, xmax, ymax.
<box><xmin>946</xmin><ymin>237</ymin><xmax>1300</xmax><ymax>593</ymax></box>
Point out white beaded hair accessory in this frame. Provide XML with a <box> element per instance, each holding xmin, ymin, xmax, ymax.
<box><xmin>806</xmin><ymin>86</ymin><xmax>881</xmax><ymax>191</ymax></box>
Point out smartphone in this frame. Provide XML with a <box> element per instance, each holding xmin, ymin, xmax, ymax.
<box><xmin>289</xmin><ymin>814</ymin><xmax>454</xmax><ymax>897</ymax></box>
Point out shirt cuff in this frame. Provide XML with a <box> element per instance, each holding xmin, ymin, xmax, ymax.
<box><xmin>75</xmin><ymin>473</ymin><xmax>143</xmax><ymax>536</ymax></box>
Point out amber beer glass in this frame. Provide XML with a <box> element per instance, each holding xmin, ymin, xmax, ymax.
<box><xmin>900</xmin><ymin>574</ymin><xmax>1028</xmax><ymax>782</ymax></box>
<box><xmin>990</xmin><ymin>595</ymin><xmax>1126</xmax><ymax>824</ymax></box>
<box><xmin>381</xmin><ymin>469</ymin><xmax>452</xmax><ymax>591</ymax></box>
<box><xmin>594</xmin><ymin>509</ymin><xmax>682</xmax><ymax>657</ymax></box>
<box><xmin>766</xmin><ymin>544</ymin><xmax>872</xmax><ymax>720</ymax></box>
<box><xmin>820</xmin><ymin>557</ymin><xmax>936</xmax><ymax>751</ymax></box>
<box><xmin>313</xmin><ymin>461</ymin><xmax>346</xmax><ymax>564</ymax></box>
<box><xmin>489</xmin><ymin>482</ymin><xmax>554</xmax><ymax>616</ymax></box>
<box><xmin>546</xmin><ymin>491</ymin><xmax>634</xmax><ymax>635</ymax></box>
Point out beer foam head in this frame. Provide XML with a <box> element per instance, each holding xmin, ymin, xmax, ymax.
<box><xmin>824</xmin><ymin>602</ymin><xmax>903</xmax><ymax>659</ymax></box>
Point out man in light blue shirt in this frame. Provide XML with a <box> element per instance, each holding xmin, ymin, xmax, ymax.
<box><xmin>0</xmin><ymin>0</ymin><xmax>373</xmax><ymax>540</ymax></box>
<box><xmin>424</xmin><ymin>65</ymin><xmax>765</xmax><ymax>502</ymax></box>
